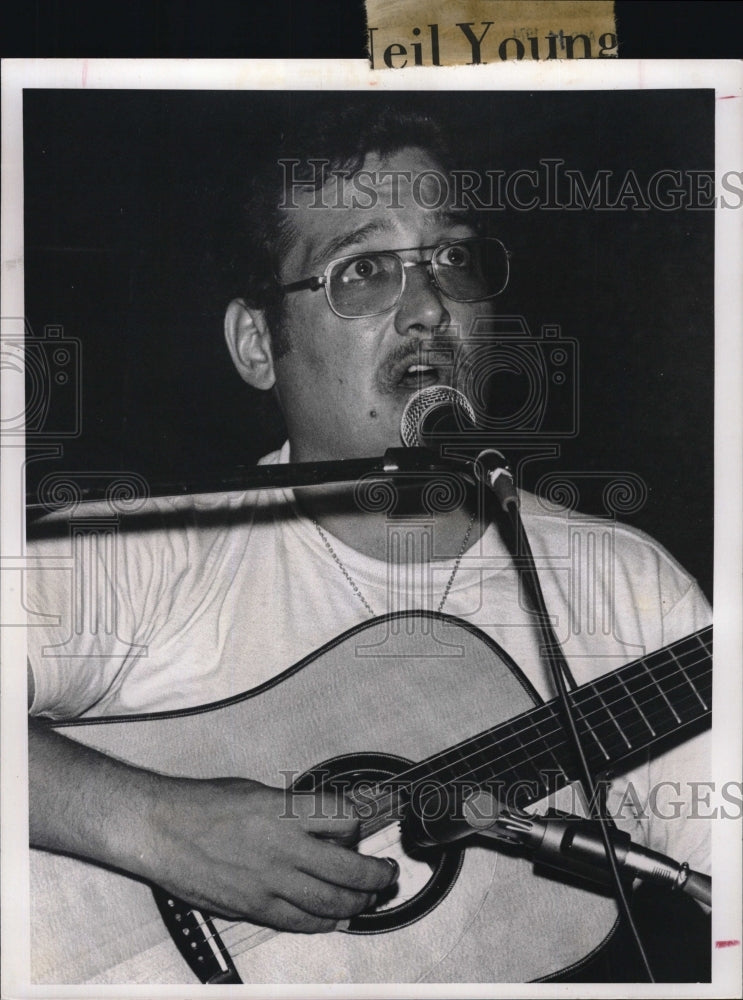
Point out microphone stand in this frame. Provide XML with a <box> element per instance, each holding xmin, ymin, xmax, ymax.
<box><xmin>460</xmin><ymin>444</ymin><xmax>661</xmax><ymax>980</ymax></box>
<box><xmin>26</xmin><ymin>448</ymin><xmax>478</xmax><ymax>534</ymax></box>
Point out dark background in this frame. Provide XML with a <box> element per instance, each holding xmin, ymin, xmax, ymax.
<box><xmin>23</xmin><ymin>87</ymin><xmax>714</xmax><ymax>599</ymax></box>
<box><xmin>2</xmin><ymin>1</ymin><xmax>741</xmax><ymax>59</ymax></box>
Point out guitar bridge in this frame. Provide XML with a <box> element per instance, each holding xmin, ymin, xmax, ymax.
<box><xmin>151</xmin><ymin>887</ymin><xmax>242</xmax><ymax>984</ymax></box>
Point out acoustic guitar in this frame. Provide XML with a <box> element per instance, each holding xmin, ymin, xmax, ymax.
<box><xmin>30</xmin><ymin>611</ymin><xmax>711</xmax><ymax>984</ymax></box>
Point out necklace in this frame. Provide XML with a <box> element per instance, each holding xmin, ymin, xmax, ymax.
<box><xmin>312</xmin><ymin>511</ymin><xmax>477</xmax><ymax>617</ymax></box>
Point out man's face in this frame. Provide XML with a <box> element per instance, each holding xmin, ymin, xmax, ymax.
<box><xmin>271</xmin><ymin>147</ymin><xmax>490</xmax><ymax>462</ymax></box>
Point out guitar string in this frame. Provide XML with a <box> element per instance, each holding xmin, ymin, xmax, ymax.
<box><xmin>215</xmin><ymin>672</ymin><xmax>712</xmax><ymax>960</ymax></box>
<box><xmin>332</xmin><ymin>630</ymin><xmax>711</xmax><ymax>806</ymax></box>
<box><xmin>170</xmin><ymin>650</ymin><xmax>711</xmax><ymax>960</ymax></box>
<box><xmin>313</xmin><ymin>631</ymin><xmax>711</xmax><ymax>812</ymax></box>
<box><xmin>198</xmin><ymin>662</ymin><xmax>711</xmax><ymax>960</ymax></box>
<box><xmin>323</xmin><ymin>660</ymin><xmax>712</xmax><ymax>833</ymax></box>
<box><xmin>214</xmin><ymin>687</ymin><xmax>712</xmax><ymax>965</ymax></box>
<box><xmin>206</xmin><ymin>707</ymin><xmax>711</xmax><ymax>964</ymax></box>
<box><xmin>350</xmin><ymin>642</ymin><xmax>712</xmax><ymax>796</ymax></box>
<box><xmin>195</xmin><ymin>647</ymin><xmax>711</xmax><ymax>945</ymax></box>
<box><xmin>341</xmin><ymin>654</ymin><xmax>712</xmax><ymax>811</ymax></box>
<box><xmin>150</xmin><ymin>639</ymin><xmax>713</xmax><ymax>973</ymax></box>
<box><xmin>182</xmin><ymin>682</ymin><xmax>712</xmax><ymax>969</ymax></box>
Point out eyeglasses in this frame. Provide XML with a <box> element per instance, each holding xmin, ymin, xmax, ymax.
<box><xmin>278</xmin><ymin>237</ymin><xmax>510</xmax><ymax>319</ymax></box>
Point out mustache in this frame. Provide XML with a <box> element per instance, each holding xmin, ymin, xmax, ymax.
<box><xmin>378</xmin><ymin>337</ymin><xmax>459</xmax><ymax>383</ymax></box>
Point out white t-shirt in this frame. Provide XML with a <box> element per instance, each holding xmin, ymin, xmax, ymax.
<box><xmin>27</xmin><ymin>442</ymin><xmax>711</xmax><ymax>870</ymax></box>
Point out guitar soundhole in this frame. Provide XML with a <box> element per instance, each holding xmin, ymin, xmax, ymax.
<box><xmin>293</xmin><ymin>752</ymin><xmax>465</xmax><ymax>935</ymax></box>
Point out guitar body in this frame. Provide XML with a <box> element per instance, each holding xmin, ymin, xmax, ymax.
<box><xmin>32</xmin><ymin>612</ymin><xmax>621</xmax><ymax>984</ymax></box>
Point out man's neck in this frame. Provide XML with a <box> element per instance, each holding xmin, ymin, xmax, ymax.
<box><xmin>294</xmin><ymin>482</ymin><xmax>485</xmax><ymax>563</ymax></box>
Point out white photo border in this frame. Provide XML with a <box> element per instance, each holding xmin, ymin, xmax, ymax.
<box><xmin>1</xmin><ymin>58</ymin><xmax>741</xmax><ymax>999</ymax></box>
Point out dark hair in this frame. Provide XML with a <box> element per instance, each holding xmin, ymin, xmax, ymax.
<box><xmin>237</xmin><ymin>100</ymin><xmax>452</xmax><ymax>353</ymax></box>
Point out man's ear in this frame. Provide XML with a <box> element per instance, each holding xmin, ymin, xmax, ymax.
<box><xmin>224</xmin><ymin>299</ymin><xmax>276</xmax><ymax>390</ymax></box>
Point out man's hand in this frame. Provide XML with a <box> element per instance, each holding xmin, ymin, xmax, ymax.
<box><xmin>29</xmin><ymin>722</ymin><xmax>398</xmax><ymax>933</ymax></box>
<box><xmin>144</xmin><ymin>776</ymin><xmax>398</xmax><ymax>931</ymax></box>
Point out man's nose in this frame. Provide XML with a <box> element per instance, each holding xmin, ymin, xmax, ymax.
<box><xmin>393</xmin><ymin>261</ymin><xmax>451</xmax><ymax>336</ymax></box>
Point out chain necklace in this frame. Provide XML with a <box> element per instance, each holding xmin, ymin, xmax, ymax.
<box><xmin>312</xmin><ymin>511</ymin><xmax>477</xmax><ymax>618</ymax></box>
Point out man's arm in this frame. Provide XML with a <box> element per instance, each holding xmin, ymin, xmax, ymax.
<box><xmin>29</xmin><ymin>713</ymin><xmax>397</xmax><ymax>932</ymax></box>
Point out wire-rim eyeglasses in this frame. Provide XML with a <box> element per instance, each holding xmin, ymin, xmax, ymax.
<box><xmin>278</xmin><ymin>237</ymin><xmax>511</xmax><ymax>319</ymax></box>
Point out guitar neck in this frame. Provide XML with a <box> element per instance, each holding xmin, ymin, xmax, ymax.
<box><xmin>354</xmin><ymin>626</ymin><xmax>713</xmax><ymax>828</ymax></box>
<box><xmin>553</xmin><ymin>625</ymin><xmax>712</xmax><ymax>777</ymax></box>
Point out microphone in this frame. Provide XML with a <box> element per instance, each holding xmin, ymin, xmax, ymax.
<box><xmin>400</xmin><ymin>386</ymin><xmax>476</xmax><ymax>449</ymax></box>
<box><xmin>402</xmin><ymin>789</ymin><xmax>712</xmax><ymax>905</ymax></box>
<box><xmin>400</xmin><ymin>387</ymin><xmax>518</xmax><ymax>511</ymax></box>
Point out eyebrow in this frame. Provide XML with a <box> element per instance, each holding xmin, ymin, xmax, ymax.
<box><xmin>309</xmin><ymin>208</ymin><xmax>476</xmax><ymax>269</ymax></box>
<box><xmin>310</xmin><ymin>220</ymin><xmax>394</xmax><ymax>268</ymax></box>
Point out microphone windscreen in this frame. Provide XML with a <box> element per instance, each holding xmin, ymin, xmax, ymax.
<box><xmin>400</xmin><ymin>386</ymin><xmax>477</xmax><ymax>448</ymax></box>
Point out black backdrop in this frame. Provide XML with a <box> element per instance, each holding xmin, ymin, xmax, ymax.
<box><xmin>24</xmin><ymin>87</ymin><xmax>714</xmax><ymax>600</ymax></box>
<box><xmin>3</xmin><ymin>1</ymin><xmax>741</xmax><ymax>59</ymax></box>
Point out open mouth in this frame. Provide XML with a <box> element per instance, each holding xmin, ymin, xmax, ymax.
<box><xmin>399</xmin><ymin>363</ymin><xmax>440</xmax><ymax>389</ymax></box>
<box><xmin>381</xmin><ymin>343</ymin><xmax>454</xmax><ymax>395</ymax></box>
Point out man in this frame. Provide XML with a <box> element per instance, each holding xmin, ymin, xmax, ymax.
<box><xmin>27</xmin><ymin>102</ymin><xmax>711</xmax><ymax>983</ymax></box>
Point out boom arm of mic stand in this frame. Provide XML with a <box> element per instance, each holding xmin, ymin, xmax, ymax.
<box><xmin>26</xmin><ymin>448</ymin><xmax>477</xmax><ymax>528</ymax></box>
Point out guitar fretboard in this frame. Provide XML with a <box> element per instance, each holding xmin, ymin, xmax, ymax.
<box><xmin>353</xmin><ymin>627</ymin><xmax>712</xmax><ymax>830</ymax></box>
